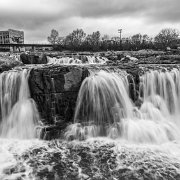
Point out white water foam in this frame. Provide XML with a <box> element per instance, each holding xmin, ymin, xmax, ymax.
<box><xmin>47</xmin><ymin>56</ymin><xmax>108</xmax><ymax>65</ymax></box>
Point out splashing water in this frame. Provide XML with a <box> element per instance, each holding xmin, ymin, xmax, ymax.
<box><xmin>2</xmin><ymin>138</ymin><xmax>180</xmax><ymax>180</ymax></box>
<box><xmin>0</xmin><ymin>69</ymin><xmax>40</xmax><ymax>139</ymax></box>
<box><xmin>65</xmin><ymin>69</ymin><xmax>180</xmax><ymax>143</ymax></box>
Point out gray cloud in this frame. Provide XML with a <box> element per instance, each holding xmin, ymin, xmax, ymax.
<box><xmin>0</xmin><ymin>0</ymin><xmax>179</xmax><ymax>42</ymax></box>
<box><xmin>69</xmin><ymin>0</ymin><xmax>148</xmax><ymax>18</ymax></box>
<box><xmin>69</xmin><ymin>0</ymin><xmax>180</xmax><ymax>22</ymax></box>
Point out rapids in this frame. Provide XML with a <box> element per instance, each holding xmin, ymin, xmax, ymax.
<box><xmin>47</xmin><ymin>56</ymin><xmax>108</xmax><ymax>65</ymax></box>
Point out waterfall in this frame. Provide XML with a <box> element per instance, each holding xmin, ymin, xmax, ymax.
<box><xmin>0</xmin><ymin>69</ymin><xmax>40</xmax><ymax>139</ymax></box>
<box><xmin>65</xmin><ymin>70</ymin><xmax>134</xmax><ymax>140</ymax></box>
<box><xmin>139</xmin><ymin>68</ymin><xmax>180</xmax><ymax>116</ymax></box>
<box><xmin>65</xmin><ymin>69</ymin><xmax>180</xmax><ymax>143</ymax></box>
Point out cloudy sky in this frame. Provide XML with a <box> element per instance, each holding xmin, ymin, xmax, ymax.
<box><xmin>0</xmin><ymin>0</ymin><xmax>180</xmax><ymax>43</ymax></box>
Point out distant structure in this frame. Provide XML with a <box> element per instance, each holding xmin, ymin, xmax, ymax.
<box><xmin>118</xmin><ymin>29</ymin><xmax>122</xmax><ymax>45</ymax></box>
<box><xmin>0</xmin><ymin>29</ymin><xmax>24</xmax><ymax>44</ymax></box>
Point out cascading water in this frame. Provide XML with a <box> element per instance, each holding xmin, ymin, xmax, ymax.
<box><xmin>139</xmin><ymin>68</ymin><xmax>180</xmax><ymax>117</ymax></box>
<box><xmin>0</xmin><ymin>68</ymin><xmax>42</xmax><ymax>179</ymax></box>
<box><xmin>65</xmin><ymin>70</ymin><xmax>132</xmax><ymax>139</ymax></box>
<box><xmin>65</xmin><ymin>69</ymin><xmax>180</xmax><ymax>143</ymax></box>
<box><xmin>0</xmin><ymin>69</ymin><xmax>40</xmax><ymax>139</ymax></box>
<box><xmin>47</xmin><ymin>56</ymin><xmax>108</xmax><ymax>65</ymax></box>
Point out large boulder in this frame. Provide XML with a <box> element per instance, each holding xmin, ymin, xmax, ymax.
<box><xmin>29</xmin><ymin>65</ymin><xmax>89</xmax><ymax>125</ymax></box>
<box><xmin>20</xmin><ymin>53</ymin><xmax>31</xmax><ymax>64</ymax></box>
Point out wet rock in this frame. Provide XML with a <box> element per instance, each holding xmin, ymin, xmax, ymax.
<box><xmin>0</xmin><ymin>56</ymin><xmax>23</xmax><ymax>73</ymax></box>
<box><xmin>64</xmin><ymin>68</ymin><xmax>82</xmax><ymax>91</ymax></box>
<box><xmin>20</xmin><ymin>53</ymin><xmax>30</xmax><ymax>64</ymax></box>
<box><xmin>39</xmin><ymin>54</ymin><xmax>48</xmax><ymax>64</ymax></box>
<box><xmin>20</xmin><ymin>53</ymin><xmax>48</xmax><ymax>64</ymax></box>
<box><xmin>120</xmin><ymin>55</ymin><xmax>138</xmax><ymax>63</ymax></box>
<box><xmin>29</xmin><ymin>65</ymin><xmax>88</xmax><ymax>127</ymax></box>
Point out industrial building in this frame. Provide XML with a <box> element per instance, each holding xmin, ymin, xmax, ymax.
<box><xmin>0</xmin><ymin>29</ymin><xmax>24</xmax><ymax>44</ymax></box>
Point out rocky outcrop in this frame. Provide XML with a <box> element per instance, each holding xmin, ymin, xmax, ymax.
<box><xmin>139</xmin><ymin>55</ymin><xmax>180</xmax><ymax>64</ymax></box>
<box><xmin>20</xmin><ymin>53</ymin><xmax>47</xmax><ymax>64</ymax></box>
<box><xmin>28</xmin><ymin>65</ymin><xmax>89</xmax><ymax>139</ymax></box>
<box><xmin>102</xmin><ymin>50</ymin><xmax>165</xmax><ymax>61</ymax></box>
<box><xmin>0</xmin><ymin>55</ymin><xmax>23</xmax><ymax>73</ymax></box>
<box><xmin>29</xmin><ymin>65</ymin><xmax>88</xmax><ymax>121</ymax></box>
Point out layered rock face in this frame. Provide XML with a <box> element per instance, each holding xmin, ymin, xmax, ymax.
<box><xmin>29</xmin><ymin>65</ymin><xmax>89</xmax><ymax>138</ymax></box>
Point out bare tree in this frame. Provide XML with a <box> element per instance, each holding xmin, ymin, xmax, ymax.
<box><xmin>47</xmin><ymin>29</ymin><xmax>61</xmax><ymax>44</ymax></box>
<box><xmin>155</xmin><ymin>28</ymin><xmax>179</xmax><ymax>48</ymax></box>
<box><xmin>85</xmin><ymin>31</ymin><xmax>101</xmax><ymax>50</ymax></box>
<box><xmin>142</xmin><ymin>34</ymin><xmax>150</xmax><ymax>43</ymax></box>
<box><xmin>65</xmin><ymin>29</ymin><xmax>86</xmax><ymax>50</ymax></box>
<box><xmin>131</xmin><ymin>33</ymin><xmax>142</xmax><ymax>43</ymax></box>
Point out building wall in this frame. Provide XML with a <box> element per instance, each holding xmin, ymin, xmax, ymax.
<box><xmin>0</xmin><ymin>31</ymin><xmax>10</xmax><ymax>44</ymax></box>
<box><xmin>0</xmin><ymin>29</ymin><xmax>24</xmax><ymax>44</ymax></box>
<box><xmin>8</xmin><ymin>29</ymin><xmax>24</xmax><ymax>44</ymax></box>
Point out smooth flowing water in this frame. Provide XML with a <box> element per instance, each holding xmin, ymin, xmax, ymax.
<box><xmin>1</xmin><ymin>67</ymin><xmax>180</xmax><ymax>179</ymax></box>
<box><xmin>65</xmin><ymin>69</ymin><xmax>180</xmax><ymax>143</ymax></box>
<box><xmin>0</xmin><ymin>69</ymin><xmax>40</xmax><ymax>139</ymax></box>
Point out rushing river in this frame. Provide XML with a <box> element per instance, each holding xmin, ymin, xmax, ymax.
<box><xmin>0</xmin><ymin>66</ymin><xmax>180</xmax><ymax>179</ymax></box>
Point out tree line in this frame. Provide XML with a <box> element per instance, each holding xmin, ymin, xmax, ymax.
<box><xmin>47</xmin><ymin>28</ymin><xmax>180</xmax><ymax>51</ymax></box>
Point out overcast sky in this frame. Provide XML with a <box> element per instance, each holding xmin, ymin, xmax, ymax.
<box><xmin>0</xmin><ymin>0</ymin><xmax>180</xmax><ymax>43</ymax></box>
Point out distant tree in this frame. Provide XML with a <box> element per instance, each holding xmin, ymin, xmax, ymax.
<box><xmin>130</xmin><ymin>33</ymin><xmax>142</xmax><ymax>50</ymax></box>
<box><xmin>142</xmin><ymin>34</ymin><xmax>150</xmax><ymax>43</ymax></box>
<box><xmin>65</xmin><ymin>29</ymin><xmax>86</xmax><ymax>50</ymax></box>
<box><xmin>92</xmin><ymin>31</ymin><xmax>101</xmax><ymax>45</ymax></box>
<box><xmin>47</xmin><ymin>29</ymin><xmax>61</xmax><ymax>44</ymax></box>
<box><xmin>85</xmin><ymin>31</ymin><xmax>101</xmax><ymax>51</ymax></box>
<box><xmin>154</xmin><ymin>28</ymin><xmax>179</xmax><ymax>49</ymax></box>
<box><xmin>131</xmin><ymin>33</ymin><xmax>142</xmax><ymax>43</ymax></box>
